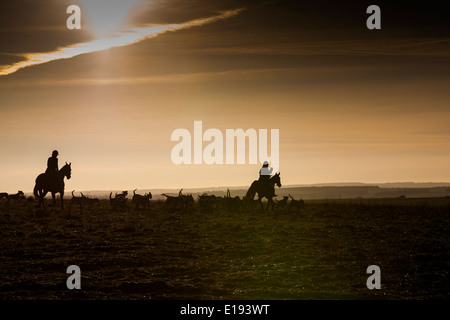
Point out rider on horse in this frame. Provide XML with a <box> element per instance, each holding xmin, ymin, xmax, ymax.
<box><xmin>259</xmin><ymin>161</ymin><xmax>277</xmax><ymax>196</ymax></box>
<box><xmin>35</xmin><ymin>150</ymin><xmax>71</xmax><ymax>210</ymax></box>
<box><xmin>45</xmin><ymin>150</ymin><xmax>59</xmax><ymax>181</ymax></box>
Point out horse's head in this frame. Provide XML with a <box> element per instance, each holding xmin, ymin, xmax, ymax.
<box><xmin>271</xmin><ymin>172</ymin><xmax>281</xmax><ymax>188</ymax></box>
<box><xmin>61</xmin><ymin>162</ymin><xmax>72</xmax><ymax>180</ymax></box>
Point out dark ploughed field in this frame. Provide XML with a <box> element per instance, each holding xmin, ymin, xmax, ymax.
<box><xmin>0</xmin><ymin>197</ymin><xmax>449</xmax><ymax>300</ymax></box>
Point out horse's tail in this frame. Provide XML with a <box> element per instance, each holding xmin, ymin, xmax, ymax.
<box><xmin>133</xmin><ymin>189</ymin><xmax>137</xmax><ymax>196</ymax></box>
<box><xmin>33</xmin><ymin>184</ymin><xmax>39</xmax><ymax>198</ymax></box>
<box><xmin>109</xmin><ymin>192</ymin><xmax>113</xmax><ymax>200</ymax></box>
<box><xmin>161</xmin><ymin>193</ymin><xmax>169</xmax><ymax>198</ymax></box>
<box><xmin>245</xmin><ymin>182</ymin><xmax>257</xmax><ymax>200</ymax></box>
<box><xmin>72</xmin><ymin>190</ymin><xmax>75</xmax><ymax>198</ymax></box>
<box><xmin>289</xmin><ymin>194</ymin><xmax>295</xmax><ymax>201</ymax></box>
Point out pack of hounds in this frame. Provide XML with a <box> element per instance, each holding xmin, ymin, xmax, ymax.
<box><xmin>0</xmin><ymin>190</ymin><xmax>25</xmax><ymax>204</ymax></box>
<box><xmin>70</xmin><ymin>189</ymin><xmax>153</xmax><ymax>213</ymax></box>
<box><xmin>0</xmin><ymin>188</ymin><xmax>304</xmax><ymax>213</ymax></box>
<box><xmin>180</xmin><ymin>189</ymin><xmax>304</xmax><ymax>214</ymax></box>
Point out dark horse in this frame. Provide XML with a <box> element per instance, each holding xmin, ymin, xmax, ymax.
<box><xmin>244</xmin><ymin>172</ymin><xmax>281</xmax><ymax>211</ymax></box>
<box><xmin>34</xmin><ymin>162</ymin><xmax>72</xmax><ymax>210</ymax></box>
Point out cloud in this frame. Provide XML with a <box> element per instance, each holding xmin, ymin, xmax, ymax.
<box><xmin>0</xmin><ymin>7</ymin><xmax>245</xmax><ymax>77</ymax></box>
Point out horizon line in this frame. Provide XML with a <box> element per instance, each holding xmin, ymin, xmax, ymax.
<box><xmin>14</xmin><ymin>181</ymin><xmax>450</xmax><ymax>195</ymax></box>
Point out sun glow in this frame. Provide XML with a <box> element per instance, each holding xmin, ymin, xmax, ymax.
<box><xmin>0</xmin><ymin>8</ymin><xmax>245</xmax><ymax>76</ymax></box>
<box><xmin>80</xmin><ymin>0</ymin><xmax>143</xmax><ymax>37</ymax></box>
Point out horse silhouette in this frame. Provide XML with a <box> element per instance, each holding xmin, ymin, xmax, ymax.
<box><xmin>34</xmin><ymin>162</ymin><xmax>71</xmax><ymax>210</ymax></box>
<box><xmin>244</xmin><ymin>172</ymin><xmax>281</xmax><ymax>211</ymax></box>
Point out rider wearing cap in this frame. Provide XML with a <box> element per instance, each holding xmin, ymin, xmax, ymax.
<box><xmin>45</xmin><ymin>150</ymin><xmax>59</xmax><ymax>178</ymax></box>
<box><xmin>259</xmin><ymin>161</ymin><xmax>273</xmax><ymax>181</ymax></box>
<box><xmin>259</xmin><ymin>161</ymin><xmax>276</xmax><ymax>196</ymax></box>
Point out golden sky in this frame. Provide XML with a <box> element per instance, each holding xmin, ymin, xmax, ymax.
<box><xmin>1</xmin><ymin>0</ymin><xmax>450</xmax><ymax>192</ymax></box>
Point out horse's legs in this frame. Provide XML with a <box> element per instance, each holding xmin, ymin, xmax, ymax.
<box><xmin>60</xmin><ymin>191</ymin><xmax>64</xmax><ymax>210</ymax></box>
<box><xmin>52</xmin><ymin>192</ymin><xmax>56</xmax><ymax>205</ymax></box>
<box><xmin>40</xmin><ymin>190</ymin><xmax>48</xmax><ymax>210</ymax></box>
<box><xmin>267</xmin><ymin>197</ymin><xmax>274</xmax><ymax>211</ymax></box>
<box><xmin>258</xmin><ymin>196</ymin><xmax>264</xmax><ymax>210</ymax></box>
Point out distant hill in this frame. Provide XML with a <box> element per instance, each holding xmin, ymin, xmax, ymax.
<box><xmin>286</xmin><ymin>182</ymin><xmax>450</xmax><ymax>188</ymax></box>
<box><xmin>374</xmin><ymin>182</ymin><xmax>450</xmax><ymax>188</ymax></box>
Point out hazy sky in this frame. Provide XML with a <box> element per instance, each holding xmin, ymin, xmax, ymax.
<box><xmin>1</xmin><ymin>0</ymin><xmax>450</xmax><ymax>192</ymax></box>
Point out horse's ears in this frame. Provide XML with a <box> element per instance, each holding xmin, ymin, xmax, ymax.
<box><xmin>65</xmin><ymin>162</ymin><xmax>68</xmax><ymax>165</ymax></box>
<box><xmin>69</xmin><ymin>162</ymin><xmax>71</xmax><ymax>166</ymax></box>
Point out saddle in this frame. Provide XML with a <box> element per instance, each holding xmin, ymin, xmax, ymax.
<box><xmin>257</xmin><ymin>176</ymin><xmax>277</xmax><ymax>196</ymax></box>
<box><xmin>44</xmin><ymin>172</ymin><xmax>62</xmax><ymax>188</ymax></box>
